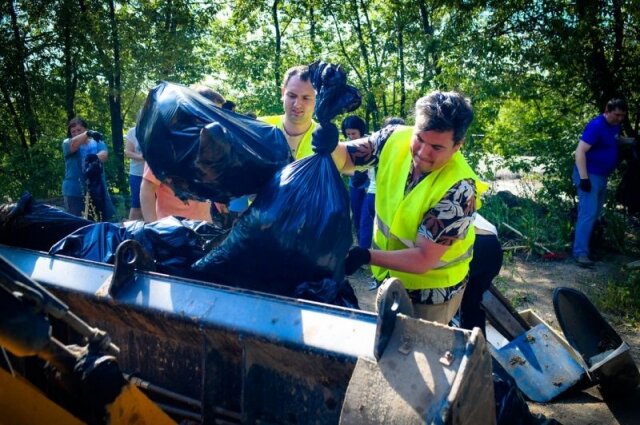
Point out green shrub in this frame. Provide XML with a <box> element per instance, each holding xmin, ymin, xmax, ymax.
<box><xmin>597</xmin><ymin>269</ymin><xmax>640</xmax><ymax>325</ymax></box>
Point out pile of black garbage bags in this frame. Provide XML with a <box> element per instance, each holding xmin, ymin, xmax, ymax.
<box><xmin>0</xmin><ymin>61</ymin><xmax>362</xmax><ymax>309</ymax></box>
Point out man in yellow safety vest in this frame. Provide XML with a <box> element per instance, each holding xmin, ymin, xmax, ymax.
<box><xmin>260</xmin><ymin>65</ymin><xmax>318</xmax><ymax>160</ymax></box>
<box><xmin>327</xmin><ymin>91</ymin><xmax>487</xmax><ymax>324</ymax></box>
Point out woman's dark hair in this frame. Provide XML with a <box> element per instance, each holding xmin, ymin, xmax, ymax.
<box><xmin>340</xmin><ymin>115</ymin><xmax>367</xmax><ymax>138</ymax></box>
<box><xmin>67</xmin><ymin>117</ymin><xmax>88</xmax><ymax>138</ymax></box>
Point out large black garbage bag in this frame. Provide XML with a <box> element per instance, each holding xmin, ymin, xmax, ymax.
<box><xmin>293</xmin><ymin>279</ymin><xmax>360</xmax><ymax>309</ymax></box>
<box><xmin>83</xmin><ymin>154</ymin><xmax>114</xmax><ymax>221</ymax></box>
<box><xmin>50</xmin><ymin>217</ymin><xmax>227</xmax><ymax>279</ymax></box>
<box><xmin>136</xmin><ymin>82</ymin><xmax>291</xmax><ymax>203</ymax></box>
<box><xmin>131</xmin><ymin>217</ymin><xmax>227</xmax><ymax>278</ymax></box>
<box><xmin>192</xmin><ymin>61</ymin><xmax>361</xmax><ymax>298</ymax></box>
<box><xmin>0</xmin><ymin>192</ymin><xmax>92</xmax><ymax>251</ymax></box>
<box><xmin>192</xmin><ymin>154</ymin><xmax>352</xmax><ymax>295</ymax></box>
<box><xmin>49</xmin><ymin>222</ymin><xmax>130</xmax><ymax>264</ymax></box>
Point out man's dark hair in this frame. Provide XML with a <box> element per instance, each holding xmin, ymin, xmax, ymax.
<box><xmin>67</xmin><ymin>116</ymin><xmax>88</xmax><ymax>137</ymax></box>
<box><xmin>282</xmin><ymin>65</ymin><xmax>311</xmax><ymax>88</ymax></box>
<box><xmin>414</xmin><ymin>91</ymin><xmax>473</xmax><ymax>145</ymax></box>
<box><xmin>341</xmin><ymin>115</ymin><xmax>368</xmax><ymax>138</ymax></box>
<box><xmin>605</xmin><ymin>98</ymin><xmax>627</xmax><ymax>113</ymax></box>
<box><xmin>191</xmin><ymin>84</ymin><xmax>225</xmax><ymax>106</ymax></box>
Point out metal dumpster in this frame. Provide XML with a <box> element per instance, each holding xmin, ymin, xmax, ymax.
<box><xmin>0</xmin><ymin>243</ymin><xmax>495</xmax><ymax>424</ymax></box>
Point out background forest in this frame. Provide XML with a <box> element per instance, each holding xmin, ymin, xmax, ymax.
<box><xmin>1</xmin><ymin>1</ymin><xmax>639</xmax><ymax>232</ymax></box>
<box><xmin>2</xmin><ymin>0</ymin><xmax>640</xmax><ymax>321</ymax></box>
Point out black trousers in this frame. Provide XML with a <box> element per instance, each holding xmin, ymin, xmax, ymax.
<box><xmin>459</xmin><ymin>234</ymin><xmax>503</xmax><ymax>334</ymax></box>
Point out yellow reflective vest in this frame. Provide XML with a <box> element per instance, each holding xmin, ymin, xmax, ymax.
<box><xmin>371</xmin><ymin>126</ymin><xmax>488</xmax><ymax>289</ymax></box>
<box><xmin>259</xmin><ymin>115</ymin><xmax>317</xmax><ymax>160</ymax></box>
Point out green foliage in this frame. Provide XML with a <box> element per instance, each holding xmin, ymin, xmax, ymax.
<box><xmin>0</xmin><ymin>137</ymin><xmax>64</xmax><ymax>201</ymax></box>
<box><xmin>597</xmin><ymin>269</ymin><xmax>640</xmax><ymax>325</ymax></box>
<box><xmin>480</xmin><ymin>190</ymin><xmax>574</xmax><ymax>257</ymax></box>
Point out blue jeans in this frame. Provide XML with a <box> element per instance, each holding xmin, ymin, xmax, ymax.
<box><xmin>572</xmin><ymin>168</ymin><xmax>607</xmax><ymax>258</ymax></box>
<box><xmin>350</xmin><ymin>185</ymin><xmax>366</xmax><ymax>234</ymax></box>
<box><xmin>359</xmin><ymin>193</ymin><xmax>375</xmax><ymax>248</ymax></box>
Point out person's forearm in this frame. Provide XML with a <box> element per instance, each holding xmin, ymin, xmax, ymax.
<box><xmin>97</xmin><ymin>151</ymin><xmax>108</xmax><ymax>162</ymax></box>
<box><xmin>332</xmin><ymin>143</ymin><xmax>353</xmax><ymax>173</ymax></box>
<box><xmin>575</xmin><ymin>149</ymin><xmax>588</xmax><ymax>179</ymax></box>
<box><xmin>125</xmin><ymin>141</ymin><xmax>144</xmax><ymax>161</ymax></box>
<box><xmin>370</xmin><ymin>247</ymin><xmax>440</xmax><ymax>275</ymax></box>
<box><xmin>68</xmin><ymin>133</ymin><xmax>88</xmax><ymax>153</ymax></box>
<box><xmin>140</xmin><ymin>181</ymin><xmax>157</xmax><ymax>222</ymax></box>
<box><xmin>125</xmin><ymin>151</ymin><xmax>143</xmax><ymax>161</ymax></box>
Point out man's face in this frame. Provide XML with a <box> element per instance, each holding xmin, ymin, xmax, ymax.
<box><xmin>69</xmin><ymin>123</ymin><xmax>87</xmax><ymax>138</ymax></box>
<box><xmin>410</xmin><ymin>129</ymin><xmax>461</xmax><ymax>174</ymax></box>
<box><xmin>604</xmin><ymin>108</ymin><xmax>626</xmax><ymax>125</ymax></box>
<box><xmin>282</xmin><ymin>75</ymin><xmax>316</xmax><ymax>127</ymax></box>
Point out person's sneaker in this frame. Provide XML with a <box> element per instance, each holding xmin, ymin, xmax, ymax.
<box><xmin>575</xmin><ymin>256</ymin><xmax>595</xmax><ymax>268</ymax></box>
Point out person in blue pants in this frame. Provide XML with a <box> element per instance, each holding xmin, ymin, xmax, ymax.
<box><xmin>573</xmin><ymin>98</ymin><xmax>627</xmax><ymax>267</ymax></box>
<box><xmin>341</xmin><ymin>116</ymin><xmax>369</xmax><ymax>245</ymax></box>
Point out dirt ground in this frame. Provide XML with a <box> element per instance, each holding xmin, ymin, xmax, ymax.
<box><xmin>347</xmin><ymin>255</ymin><xmax>640</xmax><ymax>425</ymax></box>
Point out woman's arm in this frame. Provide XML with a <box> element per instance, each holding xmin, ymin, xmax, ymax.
<box><xmin>125</xmin><ymin>138</ymin><xmax>144</xmax><ymax>161</ymax></box>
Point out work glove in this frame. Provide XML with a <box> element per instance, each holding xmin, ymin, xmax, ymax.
<box><xmin>579</xmin><ymin>178</ymin><xmax>591</xmax><ymax>193</ymax></box>
<box><xmin>344</xmin><ymin>246</ymin><xmax>371</xmax><ymax>275</ymax></box>
<box><xmin>86</xmin><ymin>130</ymin><xmax>103</xmax><ymax>141</ymax></box>
<box><xmin>311</xmin><ymin>121</ymin><xmax>339</xmax><ymax>154</ymax></box>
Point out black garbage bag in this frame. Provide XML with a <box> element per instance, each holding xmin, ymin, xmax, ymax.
<box><xmin>136</xmin><ymin>82</ymin><xmax>291</xmax><ymax>203</ymax></box>
<box><xmin>0</xmin><ymin>192</ymin><xmax>92</xmax><ymax>251</ymax></box>
<box><xmin>83</xmin><ymin>154</ymin><xmax>114</xmax><ymax>221</ymax></box>
<box><xmin>491</xmin><ymin>359</ymin><xmax>561</xmax><ymax>425</ymax></box>
<box><xmin>293</xmin><ymin>279</ymin><xmax>360</xmax><ymax>309</ymax></box>
<box><xmin>50</xmin><ymin>217</ymin><xmax>227</xmax><ymax>279</ymax></box>
<box><xmin>192</xmin><ymin>154</ymin><xmax>352</xmax><ymax>295</ymax></box>
<box><xmin>49</xmin><ymin>222</ymin><xmax>130</xmax><ymax>264</ymax></box>
<box><xmin>307</xmin><ymin>60</ymin><xmax>362</xmax><ymax>123</ymax></box>
<box><xmin>192</xmin><ymin>61</ymin><xmax>361</xmax><ymax>298</ymax></box>
<box><xmin>130</xmin><ymin>217</ymin><xmax>227</xmax><ymax>278</ymax></box>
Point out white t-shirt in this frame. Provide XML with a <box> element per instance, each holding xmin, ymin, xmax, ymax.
<box><xmin>474</xmin><ymin>213</ymin><xmax>498</xmax><ymax>236</ymax></box>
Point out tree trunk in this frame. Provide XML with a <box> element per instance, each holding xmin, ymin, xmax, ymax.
<box><xmin>60</xmin><ymin>0</ymin><xmax>77</xmax><ymax>120</ymax></box>
<box><xmin>576</xmin><ymin>0</ymin><xmax>618</xmax><ymax>109</ymax></box>
<box><xmin>272</xmin><ymin>0</ymin><xmax>282</xmax><ymax>95</ymax></box>
<box><xmin>417</xmin><ymin>0</ymin><xmax>439</xmax><ymax>93</ymax></box>
<box><xmin>7</xmin><ymin>0</ymin><xmax>39</xmax><ymax>147</ymax></box>
<box><xmin>0</xmin><ymin>82</ymin><xmax>27</xmax><ymax>148</ymax></box>
<box><xmin>351</xmin><ymin>0</ymin><xmax>379</xmax><ymax>126</ymax></box>
<box><xmin>107</xmin><ymin>0</ymin><xmax>126</xmax><ymax>192</ymax></box>
<box><xmin>397</xmin><ymin>11</ymin><xmax>406</xmax><ymax>118</ymax></box>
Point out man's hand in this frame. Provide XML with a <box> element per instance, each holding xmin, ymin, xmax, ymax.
<box><xmin>579</xmin><ymin>178</ymin><xmax>591</xmax><ymax>193</ymax></box>
<box><xmin>311</xmin><ymin>121</ymin><xmax>339</xmax><ymax>154</ymax></box>
<box><xmin>344</xmin><ymin>246</ymin><xmax>371</xmax><ymax>275</ymax></box>
<box><xmin>86</xmin><ymin>130</ymin><xmax>103</xmax><ymax>141</ymax></box>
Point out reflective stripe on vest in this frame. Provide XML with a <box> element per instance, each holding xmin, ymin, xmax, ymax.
<box><xmin>259</xmin><ymin>115</ymin><xmax>317</xmax><ymax>160</ymax></box>
<box><xmin>371</xmin><ymin>125</ymin><xmax>488</xmax><ymax>289</ymax></box>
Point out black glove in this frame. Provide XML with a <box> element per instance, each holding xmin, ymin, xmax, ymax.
<box><xmin>311</xmin><ymin>121</ymin><xmax>339</xmax><ymax>154</ymax></box>
<box><xmin>344</xmin><ymin>246</ymin><xmax>371</xmax><ymax>275</ymax></box>
<box><xmin>86</xmin><ymin>130</ymin><xmax>103</xmax><ymax>141</ymax></box>
<box><xmin>579</xmin><ymin>178</ymin><xmax>591</xmax><ymax>193</ymax></box>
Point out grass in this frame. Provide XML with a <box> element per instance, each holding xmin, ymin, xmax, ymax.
<box><xmin>596</xmin><ymin>269</ymin><xmax>640</xmax><ymax>326</ymax></box>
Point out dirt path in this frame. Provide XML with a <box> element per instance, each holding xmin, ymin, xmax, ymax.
<box><xmin>347</xmin><ymin>257</ymin><xmax>640</xmax><ymax>425</ymax></box>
